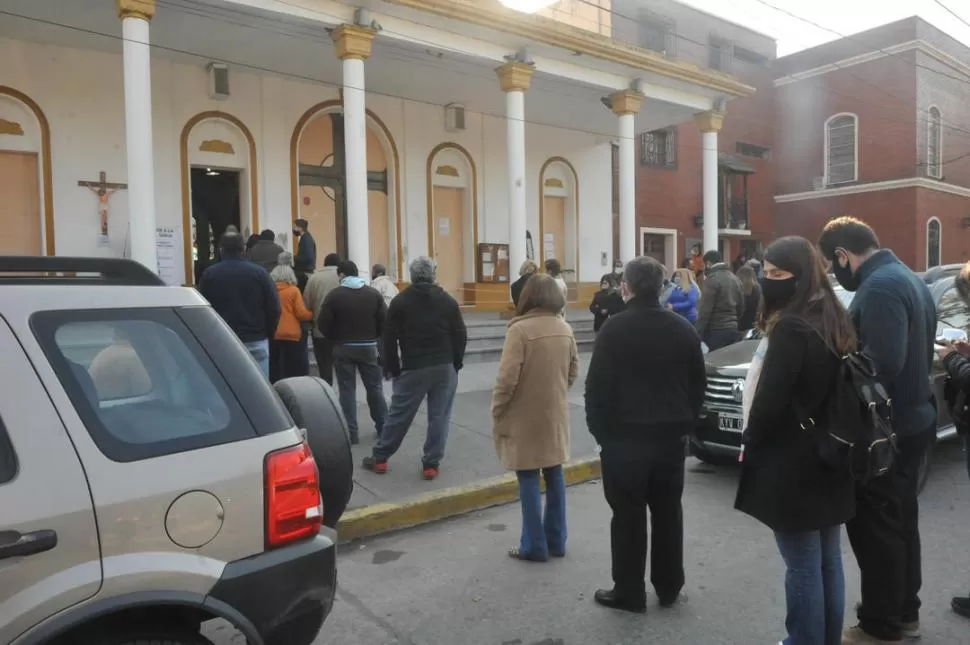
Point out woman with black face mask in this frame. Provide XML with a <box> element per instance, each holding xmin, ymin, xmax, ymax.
<box><xmin>734</xmin><ymin>236</ymin><xmax>857</xmax><ymax>645</ymax></box>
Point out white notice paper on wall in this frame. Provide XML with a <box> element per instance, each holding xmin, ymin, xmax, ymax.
<box><xmin>155</xmin><ymin>226</ymin><xmax>179</xmax><ymax>286</ymax></box>
<box><xmin>439</xmin><ymin>218</ymin><xmax>450</xmax><ymax>235</ymax></box>
<box><xmin>544</xmin><ymin>233</ymin><xmax>554</xmax><ymax>243</ymax></box>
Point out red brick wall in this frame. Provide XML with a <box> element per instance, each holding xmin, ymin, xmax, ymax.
<box><xmin>915</xmin><ymin>188</ymin><xmax>970</xmax><ymax>269</ymax></box>
<box><xmin>635</xmin><ymin>63</ymin><xmax>775</xmax><ymax>259</ymax></box>
<box><xmin>774</xmin><ymin>54</ymin><xmax>918</xmax><ymax>196</ymax></box>
<box><xmin>774</xmin><ymin>187</ymin><xmax>920</xmax><ymax>267</ymax></box>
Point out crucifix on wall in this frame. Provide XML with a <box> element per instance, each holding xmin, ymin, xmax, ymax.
<box><xmin>78</xmin><ymin>171</ymin><xmax>127</xmax><ymax>237</ymax></box>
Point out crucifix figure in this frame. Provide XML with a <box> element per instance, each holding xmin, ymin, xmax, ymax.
<box><xmin>78</xmin><ymin>171</ymin><xmax>127</xmax><ymax>237</ymax></box>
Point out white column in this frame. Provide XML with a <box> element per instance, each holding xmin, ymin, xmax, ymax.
<box><xmin>612</xmin><ymin>90</ymin><xmax>643</xmax><ymax>264</ymax></box>
<box><xmin>118</xmin><ymin>0</ymin><xmax>158</xmax><ymax>271</ymax></box>
<box><xmin>332</xmin><ymin>25</ymin><xmax>377</xmax><ymax>273</ymax></box>
<box><xmin>696</xmin><ymin>111</ymin><xmax>725</xmax><ymax>255</ymax></box>
<box><xmin>497</xmin><ymin>61</ymin><xmax>534</xmax><ymax>278</ymax></box>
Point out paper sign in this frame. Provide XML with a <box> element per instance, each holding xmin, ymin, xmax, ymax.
<box><xmin>155</xmin><ymin>226</ymin><xmax>179</xmax><ymax>286</ymax></box>
<box><xmin>439</xmin><ymin>218</ymin><xmax>450</xmax><ymax>235</ymax></box>
<box><xmin>544</xmin><ymin>233</ymin><xmax>554</xmax><ymax>243</ymax></box>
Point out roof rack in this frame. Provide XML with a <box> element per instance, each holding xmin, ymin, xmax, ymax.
<box><xmin>0</xmin><ymin>257</ymin><xmax>165</xmax><ymax>286</ymax></box>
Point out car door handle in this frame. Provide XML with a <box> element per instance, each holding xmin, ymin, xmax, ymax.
<box><xmin>0</xmin><ymin>530</ymin><xmax>58</xmax><ymax>560</ymax></box>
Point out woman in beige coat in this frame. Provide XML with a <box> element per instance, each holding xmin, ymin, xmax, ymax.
<box><xmin>492</xmin><ymin>274</ymin><xmax>579</xmax><ymax>562</ymax></box>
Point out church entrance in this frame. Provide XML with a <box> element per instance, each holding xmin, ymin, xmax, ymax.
<box><xmin>297</xmin><ymin>111</ymin><xmax>389</xmax><ymax>272</ymax></box>
<box><xmin>189</xmin><ymin>167</ymin><xmax>240</xmax><ymax>284</ymax></box>
<box><xmin>0</xmin><ymin>151</ymin><xmax>41</xmax><ymax>255</ymax></box>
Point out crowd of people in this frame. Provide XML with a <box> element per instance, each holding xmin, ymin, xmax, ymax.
<box><xmin>194</xmin><ymin>215</ymin><xmax>970</xmax><ymax>645</ymax></box>
<box><xmin>199</xmin><ymin>222</ymin><xmax>468</xmax><ymax>480</ymax></box>
<box><xmin>491</xmin><ymin>216</ymin><xmax>970</xmax><ymax>645</ymax></box>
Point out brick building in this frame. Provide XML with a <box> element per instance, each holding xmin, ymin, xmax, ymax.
<box><xmin>773</xmin><ymin>17</ymin><xmax>970</xmax><ymax>269</ymax></box>
<box><xmin>609</xmin><ymin>0</ymin><xmax>777</xmax><ymax>271</ymax></box>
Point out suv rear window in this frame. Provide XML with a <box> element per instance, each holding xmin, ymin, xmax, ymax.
<box><xmin>32</xmin><ymin>309</ymin><xmax>257</xmax><ymax>462</ymax></box>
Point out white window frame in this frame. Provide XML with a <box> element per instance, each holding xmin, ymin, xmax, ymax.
<box><xmin>926</xmin><ymin>217</ymin><xmax>942</xmax><ymax>270</ymax></box>
<box><xmin>926</xmin><ymin>106</ymin><xmax>943</xmax><ymax>180</ymax></box>
<box><xmin>823</xmin><ymin>112</ymin><xmax>859</xmax><ymax>186</ymax></box>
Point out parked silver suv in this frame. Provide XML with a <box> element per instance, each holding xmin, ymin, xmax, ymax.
<box><xmin>0</xmin><ymin>257</ymin><xmax>353</xmax><ymax>645</ymax></box>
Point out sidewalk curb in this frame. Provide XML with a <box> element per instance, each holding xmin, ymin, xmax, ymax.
<box><xmin>337</xmin><ymin>454</ymin><xmax>601</xmax><ymax>543</ymax></box>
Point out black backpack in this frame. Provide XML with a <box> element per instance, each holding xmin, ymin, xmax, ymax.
<box><xmin>796</xmin><ymin>331</ymin><xmax>897</xmax><ymax>483</ymax></box>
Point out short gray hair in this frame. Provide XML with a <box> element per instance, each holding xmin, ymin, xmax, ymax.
<box><xmin>271</xmin><ymin>254</ymin><xmax>298</xmax><ymax>285</ymax></box>
<box><xmin>623</xmin><ymin>256</ymin><xmax>666</xmax><ymax>301</ymax></box>
<box><xmin>409</xmin><ymin>256</ymin><xmax>437</xmax><ymax>284</ymax></box>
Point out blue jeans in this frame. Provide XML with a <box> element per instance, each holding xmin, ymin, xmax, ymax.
<box><xmin>244</xmin><ymin>339</ymin><xmax>270</xmax><ymax>379</ymax></box>
<box><xmin>373</xmin><ymin>364</ymin><xmax>458</xmax><ymax>467</ymax></box>
<box><xmin>516</xmin><ymin>466</ymin><xmax>567</xmax><ymax>560</ymax></box>
<box><xmin>774</xmin><ymin>526</ymin><xmax>845</xmax><ymax>645</ymax></box>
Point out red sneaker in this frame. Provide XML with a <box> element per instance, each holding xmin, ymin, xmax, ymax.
<box><xmin>422</xmin><ymin>466</ymin><xmax>439</xmax><ymax>480</ymax></box>
<box><xmin>362</xmin><ymin>456</ymin><xmax>388</xmax><ymax>474</ymax></box>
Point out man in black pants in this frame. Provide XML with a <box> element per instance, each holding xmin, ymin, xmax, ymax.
<box><xmin>819</xmin><ymin>217</ymin><xmax>937</xmax><ymax>645</ymax></box>
<box><xmin>585</xmin><ymin>256</ymin><xmax>706</xmax><ymax>613</ymax></box>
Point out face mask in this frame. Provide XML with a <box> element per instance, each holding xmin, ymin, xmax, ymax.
<box><xmin>760</xmin><ymin>276</ymin><xmax>797</xmax><ymax>311</ymax></box>
<box><xmin>292</xmin><ymin>229</ymin><xmax>301</xmax><ymax>238</ymax></box>
<box><xmin>614</xmin><ymin>267</ymin><xmax>622</xmax><ymax>275</ymax></box>
<box><xmin>832</xmin><ymin>253</ymin><xmax>859</xmax><ymax>291</ymax></box>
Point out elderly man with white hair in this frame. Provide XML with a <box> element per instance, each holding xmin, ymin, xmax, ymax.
<box><xmin>362</xmin><ymin>256</ymin><xmax>467</xmax><ymax>481</ymax></box>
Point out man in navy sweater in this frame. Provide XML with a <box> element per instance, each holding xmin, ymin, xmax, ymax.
<box><xmin>198</xmin><ymin>232</ymin><xmax>281</xmax><ymax>379</ymax></box>
<box><xmin>819</xmin><ymin>217</ymin><xmax>937</xmax><ymax>645</ymax></box>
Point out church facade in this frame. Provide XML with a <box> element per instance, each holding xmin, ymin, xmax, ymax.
<box><xmin>0</xmin><ymin>0</ymin><xmax>752</xmax><ymax>307</ymax></box>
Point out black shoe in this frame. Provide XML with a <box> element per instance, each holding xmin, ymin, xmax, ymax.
<box><xmin>953</xmin><ymin>596</ymin><xmax>970</xmax><ymax>619</ymax></box>
<box><xmin>361</xmin><ymin>456</ymin><xmax>388</xmax><ymax>474</ymax></box>
<box><xmin>658</xmin><ymin>592</ymin><xmax>687</xmax><ymax>608</ymax></box>
<box><xmin>593</xmin><ymin>589</ymin><xmax>646</xmax><ymax>614</ymax></box>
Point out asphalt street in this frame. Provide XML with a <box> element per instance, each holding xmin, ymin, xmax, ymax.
<box><xmin>206</xmin><ymin>440</ymin><xmax>970</xmax><ymax>645</ymax></box>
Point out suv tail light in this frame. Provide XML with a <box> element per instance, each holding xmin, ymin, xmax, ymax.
<box><xmin>265</xmin><ymin>442</ymin><xmax>322</xmax><ymax>548</ymax></box>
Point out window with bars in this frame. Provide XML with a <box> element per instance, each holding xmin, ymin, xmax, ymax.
<box><xmin>639</xmin><ymin>13</ymin><xmax>673</xmax><ymax>55</ymax></box>
<box><xmin>825</xmin><ymin>114</ymin><xmax>858</xmax><ymax>185</ymax></box>
<box><xmin>927</xmin><ymin>218</ymin><xmax>941</xmax><ymax>269</ymax></box>
<box><xmin>709</xmin><ymin>37</ymin><xmax>733</xmax><ymax>72</ymax></box>
<box><xmin>640</xmin><ymin>128</ymin><xmax>677</xmax><ymax>168</ymax></box>
<box><xmin>927</xmin><ymin>107</ymin><xmax>943</xmax><ymax>179</ymax></box>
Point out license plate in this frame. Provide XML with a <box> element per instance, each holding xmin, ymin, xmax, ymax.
<box><xmin>717</xmin><ymin>413</ymin><xmax>744</xmax><ymax>433</ymax></box>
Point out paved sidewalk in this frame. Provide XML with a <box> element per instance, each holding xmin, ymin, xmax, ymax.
<box><xmin>341</xmin><ymin>356</ymin><xmax>596</xmax><ymax>510</ymax></box>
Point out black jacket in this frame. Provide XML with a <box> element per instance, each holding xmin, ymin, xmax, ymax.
<box><xmin>849</xmin><ymin>250</ymin><xmax>937</xmax><ymax>436</ymax></box>
<box><xmin>247</xmin><ymin>240</ymin><xmax>284</xmax><ymax>272</ymax></box>
<box><xmin>198</xmin><ymin>257</ymin><xmax>281</xmax><ymax>343</ymax></box>
<box><xmin>382</xmin><ymin>282</ymin><xmax>467</xmax><ymax>376</ymax></box>
<box><xmin>738</xmin><ymin>283</ymin><xmax>761</xmax><ymax>332</ymax></box>
<box><xmin>589</xmin><ymin>289</ymin><xmax>624</xmax><ymax>332</ymax></box>
<box><xmin>943</xmin><ymin>351</ymin><xmax>970</xmax><ymax>434</ymax></box>
<box><xmin>734</xmin><ymin>314</ymin><xmax>855</xmax><ymax>533</ymax></box>
<box><xmin>317</xmin><ymin>282</ymin><xmax>386</xmax><ymax>344</ymax></box>
<box><xmin>585</xmin><ymin>298</ymin><xmax>706</xmax><ymax>451</ymax></box>
<box><xmin>294</xmin><ymin>232</ymin><xmax>317</xmax><ymax>275</ymax></box>
<box><xmin>510</xmin><ymin>273</ymin><xmax>532</xmax><ymax>307</ymax></box>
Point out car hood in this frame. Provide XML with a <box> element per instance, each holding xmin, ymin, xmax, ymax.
<box><xmin>705</xmin><ymin>339</ymin><xmax>759</xmax><ymax>378</ymax></box>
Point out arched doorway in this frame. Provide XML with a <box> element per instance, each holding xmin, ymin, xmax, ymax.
<box><xmin>539</xmin><ymin>157</ymin><xmax>579</xmax><ymax>296</ymax></box>
<box><xmin>291</xmin><ymin>101</ymin><xmax>400</xmax><ymax>277</ymax></box>
<box><xmin>0</xmin><ymin>86</ymin><xmax>54</xmax><ymax>255</ymax></box>
<box><xmin>427</xmin><ymin>143</ymin><xmax>477</xmax><ymax>302</ymax></box>
<box><xmin>180</xmin><ymin>111</ymin><xmax>259</xmax><ymax>285</ymax></box>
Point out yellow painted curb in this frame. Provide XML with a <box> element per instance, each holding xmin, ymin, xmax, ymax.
<box><xmin>336</xmin><ymin>454</ymin><xmax>602</xmax><ymax>542</ymax></box>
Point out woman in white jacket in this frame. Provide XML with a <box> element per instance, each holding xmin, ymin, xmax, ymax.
<box><xmin>370</xmin><ymin>263</ymin><xmax>399</xmax><ymax>308</ymax></box>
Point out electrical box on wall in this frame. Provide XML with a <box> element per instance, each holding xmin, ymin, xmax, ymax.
<box><xmin>445</xmin><ymin>103</ymin><xmax>466</xmax><ymax>132</ymax></box>
<box><xmin>207</xmin><ymin>63</ymin><xmax>230</xmax><ymax>100</ymax></box>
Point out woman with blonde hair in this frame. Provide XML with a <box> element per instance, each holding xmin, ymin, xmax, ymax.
<box><xmin>510</xmin><ymin>259</ymin><xmax>538</xmax><ymax>307</ymax></box>
<box><xmin>492</xmin><ymin>274</ymin><xmax>579</xmax><ymax>562</ymax></box>
<box><xmin>666</xmin><ymin>268</ymin><xmax>700</xmax><ymax>323</ymax></box>
<box><xmin>269</xmin><ymin>252</ymin><xmax>313</xmax><ymax>382</ymax></box>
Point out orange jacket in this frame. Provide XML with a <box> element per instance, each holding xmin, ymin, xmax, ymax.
<box><xmin>274</xmin><ymin>282</ymin><xmax>312</xmax><ymax>341</ymax></box>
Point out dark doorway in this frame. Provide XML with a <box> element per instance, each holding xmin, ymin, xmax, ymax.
<box><xmin>190</xmin><ymin>167</ymin><xmax>241</xmax><ymax>284</ymax></box>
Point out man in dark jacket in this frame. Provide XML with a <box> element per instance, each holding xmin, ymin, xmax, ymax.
<box><xmin>695</xmin><ymin>250</ymin><xmax>744</xmax><ymax>350</ymax></box>
<box><xmin>318</xmin><ymin>260</ymin><xmax>387</xmax><ymax>444</ymax></box>
<box><xmin>585</xmin><ymin>256</ymin><xmax>706</xmax><ymax>614</ymax></box>
<box><xmin>819</xmin><ymin>216</ymin><xmax>937</xmax><ymax>645</ymax></box>
<box><xmin>292</xmin><ymin>218</ymin><xmax>316</xmax><ymax>291</ymax></box>
<box><xmin>198</xmin><ymin>232</ymin><xmax>281</xmax><ymax>378</ymax></box>
<box><xmin>247</xmin><ymin>229</ymin><xmax>284</xmax><ymax>272</ymax></box>
<box><xmin>361</xmin><ymin>257</ymin><xmax>467</xmax><ymax>480</ymax></box>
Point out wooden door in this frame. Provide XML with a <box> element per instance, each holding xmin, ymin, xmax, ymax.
<box><xmin>0</xmin><ymin>152</ymin><xmax>41</xmax><ymax>255</ymax></box>
<box><xmin>432</xmin><ymin>186</ymin><xmax>465</xmax><ymax>299</ymax></box>
<box><xmin>543</xmin><ymin>196</ymin><xmax>566</xmax><ymax>266</ymax></box>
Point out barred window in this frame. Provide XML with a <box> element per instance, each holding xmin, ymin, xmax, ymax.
<box><xmin>927</xmin><ymin>107</ymin><xmax>942</xmax><ymax>179</ymax></box>
<box><xmin>927</xmin><ymin>218</ymin><xmax>941</xmax><ymax>269</ymax></box>
<box><xmin>825</xmin><ymin>114</ymin><xmax>858</xmax><ymax>185</ymax></box>
<box><xmin>640</xmin><ymin>128</ymin><xmax>677</xmax><ymax>168</ymax></box>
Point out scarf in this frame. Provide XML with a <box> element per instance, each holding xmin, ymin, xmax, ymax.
<box><xmin>743</xmin><ymin>337</ymin><xmax>769</xmax><ymax>429</ymax></box>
